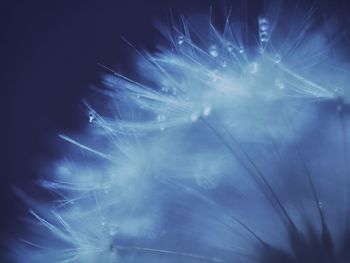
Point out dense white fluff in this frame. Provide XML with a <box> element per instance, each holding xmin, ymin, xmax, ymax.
<box><xmin>12</xmin><ymin>4</ymin><xmax>350</xmax><ymax>263</ymax></box>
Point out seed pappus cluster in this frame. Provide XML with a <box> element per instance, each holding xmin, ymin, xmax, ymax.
<box><xmin>11</xmin><ymin>3</ymin><xmax>350</xmax><ymax>263</ymax></box>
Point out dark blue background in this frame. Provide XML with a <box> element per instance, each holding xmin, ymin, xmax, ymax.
<box><xmin>1</xmin><ymin>0</ymin><xmax>349</xmax><ymax>260</ymax></box>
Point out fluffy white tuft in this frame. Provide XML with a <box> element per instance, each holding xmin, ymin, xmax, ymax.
<box><xmin>12</xmin><ymin>3</ymin><xmax>350</xmax><ymax>263</ymax></box>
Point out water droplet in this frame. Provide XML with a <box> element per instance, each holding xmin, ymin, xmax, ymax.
<box><xmin>318</xmin><ymin>201</ymin><xmax>323</xmax><ymax>209</ymax></box>
<box><xmin>190</xmin><ymin>112</ymin><xmax>200</xmax><ymax>122</ymax></box>
<box><xmin>136</xmin><ymin>94</ymin><xmax>140</xmax><ymax>98</ymax></box>
<box><xmin>259</xmin><ymin>18</ymin><xmax>269</xmax><ymax>31</ymax></box>
<box><xmin>209</xmin><ymin>45</ymin><xmax>218</xmax><ymax>57</ymax></box>
<box><xmin>178</xmin><ymin>35</ymin><xmax>184</xmax><ymax>45</ymax></box>
<box><xmin>259</xmin><ymin>31</ymin><xmax>269</xmax><ymax>43</ymax></box>
<box><xmin>157</xmin><ymin>114</ymin><xmax>166</xmax><ymax>130</ymax></box>
<box><xmin>248</xmin><ymin>62</ymin><xmax>258</xmax><ymax>74</ymax></box>
<box><xmin>161</xmin><ymin>86</ymin><xmax>169</xmax><ymax>93</ymax></box>
<box><xmin>157</xmin><ymin>114</ymin><xmax>166</xmax><ymax>122</ymax></box>
<box><xmin>203</xmin><ymin>105</ymin><xmax>212</xmax><ymax>116</ymax></box>
<box><xmin>222</xmin><ymin>60</ymin><xmax>227</xmax><ymax>68</ymax></box>
<box><xmin>273</xmin><ymin>54</ymin><xmax>282</xmax><ymax>63</ymax></box>
<box><xmin>258</xmin><ymin>17</ymin><xmax>269</xmax><ymax>44</ymax></box>
<box><xmin>227</xmin><ymin>43</ymin><xmax>233</xmax><ymax>52</ymax></box>
<box><xmin>109</xmin><ymin>225</ymin><xmax>119</xmax><ymax>236</ymax></box>
<box><xmin>88</xmin><ymin>111</ymin><xmax>95</xmax><ymax>123</ymax></box>
<box><xmin>275</xmin><ymin>79</ymin><xmax>285</xmax><ymax>89</ymax></box>
<box><xmin>238</xmin><ymin>47</ymin><xmax>245</xmax><ymax>54</ymax></box>
<box><xmin>101</xmin><ymin>217</ymin><xmax>106</xmax><ymax>226</ymax></box>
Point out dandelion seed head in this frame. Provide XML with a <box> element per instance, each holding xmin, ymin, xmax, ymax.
<box><xmin>11</xmin><ymin>2</ymin><xmax>350</xmax><ymax>263</ymax></box>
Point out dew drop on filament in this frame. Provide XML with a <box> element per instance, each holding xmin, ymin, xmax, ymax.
<box><xmin>275</xmin><ymin>79</ymin><xmax>285</xmax><ymax>89</ymax></box>
<box><xmin>157</xmin><ymin>114</ymin><xmax>166</xmax><ymax>122</ymax></box>
<box><xmin>260</xmin><ymin>32</ymin><xmax>269</xmax><ymax>42</ymax></box>
<box><xmin>209</xmin><ymin>45</ymin><xmax>219</xmax><ymax>57</ymax></box>
<box><xmin>259</xmin><ymin>17</ymin><xmax>269</xmax><ymax>31</ymax></box>
<box><xmin>258</xmin><ymin>17</ymin><xmax>269</xmax><ymax>44</ymax></box>
<box><xmin>190</xmin><ymin>112</ymin><xmax>200</xmax><ymax>122</ymax></box>
<box><xmin>226</xmin><ymin>43</ymin><xmax>233</xmax><ymax>53</ymax></box>
<box><xmin>89</xmin><ymin>111</ymin><xmax>95</xmax><ymax>123</ymax></box>
<box><xmin>101</xmin><ymin>217</ymin><xmax>106</xmax><ymax>226</ymax></box>
<box><xmin>203</xmin><ymin>105</ymin><xmax>212</xmax><ymax>116</ymax></box>
<box><xmin>248</xmin><ymin>62</ymin><xmax>258</xmax><ymax>74</ymax></box>
<box><xmin>273</xmin><ymin>54</ymin><xmax>282</xmax><ymax>63</ymax></box>
<box><xmin>157</xmin><ymin>114</ymin><xmax>166</xmax><ymax>131</ymax></box>
<box><xmin>109</xmin><ymin>225</ymin><xmax>119</xmax><ymax>236</ymax></box>
<box><xmin>178</xmin><ymin>35</ymin><xmax>184</xmax><ymax>45</ymax></box>
<box><xmin>161</xmin><ymin>86</ymin><xmax>169</xmax><ymax>93</ymax></box>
